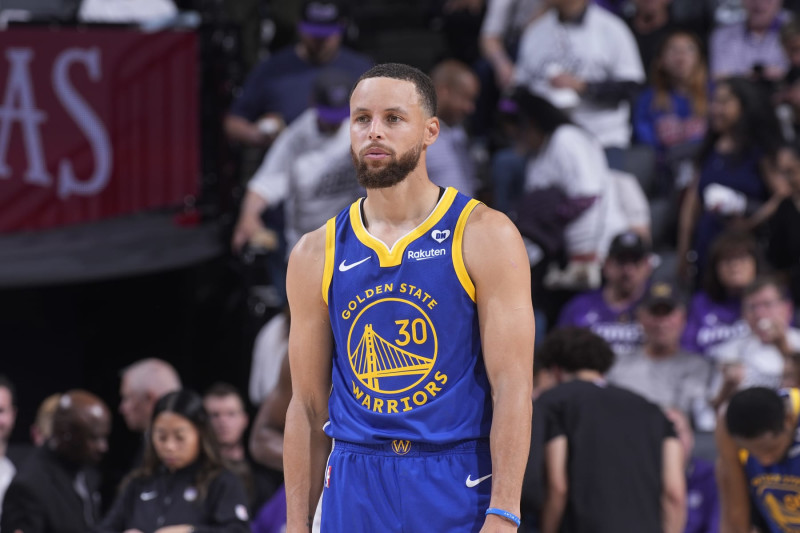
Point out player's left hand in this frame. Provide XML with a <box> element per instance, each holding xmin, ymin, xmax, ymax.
<box><xmin>479</xmin><ymin>513</ymin><xmax>520</xmax><ymax>532</ymax></box>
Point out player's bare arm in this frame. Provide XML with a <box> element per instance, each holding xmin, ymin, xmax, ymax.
<box><xmin>661</xmin><ymin>437</ymin><xmax>687</xmax><ymax>533</ymax></box>
<box><xmin>715</xmin><ymin>408</ymin><xmax>752</xmax><ymax>533</ymax></box>
<box><xmin>464</xmin><ymin>204</ymin><xmax>535</xmax><ymax>531</ymax></box>
<box><xmin>284</xmin><ymin>227</ymin><xmax>334</xmax><ymax>533</ymax></box>
<box><xmin>542</xmin><ymin>436</ymin><xmax>568</xmax><ymax>533</ymax></box>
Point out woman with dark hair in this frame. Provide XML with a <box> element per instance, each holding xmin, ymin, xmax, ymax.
<box><xmin>96</xmin><ymin>390</ymin><xmax>250</xmax><ymax>533</ymax></box>
<box><xmin>677</xmin><ymin>77</ymin><xmax>787</xmax><ymax>282</ymax></box>
<box><xmin>681</xmin><ymin>230</ymin><xmax>761</xmax><ymax>355</ymax></box>
<box><xmin>633</xmin><ymin>31</ymin><xmax>708</xmax><ymax>191</ymax></box>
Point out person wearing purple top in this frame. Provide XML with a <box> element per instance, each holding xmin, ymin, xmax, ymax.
<box><xmin>558</xmin><ymin>231</ymin><xmax>652</xmax><ymax>357</ymax></box>
<box><xmin>682</xmin><ymin>231</ymin><xmax>761</xmax><ymax>355</ymax></box>
<box><xmin>666</xmin><ymin>409</ymin><xmax>720</xmax><ymax>533</ymax></box>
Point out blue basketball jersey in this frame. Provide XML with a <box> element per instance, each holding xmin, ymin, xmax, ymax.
<box><xmin>743</xmin><ymin>388</ymin><xmax>800</xmax><ymax>532</ymax></box>
<box><xmin>321</xmin><ymin>187</ymin><xmax>492</xmax><ymax>444</ymax></box>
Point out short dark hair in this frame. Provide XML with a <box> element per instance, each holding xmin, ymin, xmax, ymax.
<box><xmin>726</xmin><ymin>387</ymin><xmax>787</xmax><ymax>439</ymax></box>
<box><xmin>509</xmin><ymin>86</ymin><xmax>573</xmax><ymax>135</ymax></box>
<box><xmin>539</xmin><ymin>327</ymin><xmax>616</xmax><ymax>374</ymax></box>
<box><xmin>203</xmin><ymin>382</ymin><xmax>244</xmax><ymax>402</ymax></box>
<box><xmin>0</xmin><ymin>375</ymin><xmax>16</xmax><ymax>407</ymax></box>
<box><xmin>353</xmin><ymin>63</ymin><xmax>437</xmax><ymax>117</ymax></box>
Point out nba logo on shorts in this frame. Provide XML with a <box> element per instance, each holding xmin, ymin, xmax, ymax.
<box><xmin>325</xmin><ymin>465</ymin><xmax>332</xmax><ymax>488</ymax></box>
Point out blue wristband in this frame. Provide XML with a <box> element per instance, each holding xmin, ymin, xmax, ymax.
<box><xmin>485</xmin><ymin>507</ymin><xmax>521</xmax><ymax>528</ymax></box>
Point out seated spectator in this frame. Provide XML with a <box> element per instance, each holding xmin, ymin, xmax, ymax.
<box><xmin>766</xmin><ymin>142</ymin><xmax>800</xmax><ymax>306</ymax></box>
<box><xmin>0</xmin><ymin>376</ymin><xmax>16</xmax><ymax>525</ymax></box>
<box><xmin>709</xmin><ymin>0</ymin><xmax>789</xmax><ymax>81</ymax></box>
<box><xmin>30</xmin><ymin>393</ymin><xmax>61</xmax><ymax>447</ymax></box>
<box><xmin>119</xmin><ymin>358</ymin><xmax>182</xmax><ymax>435</ymax></box>
<box><xmin>607</xmin><ymin>282</ymin><xmax>716</xmax><ymax>429</ymax></box>
<box><xmin>426</xmin><ymin>60</ymin><xmax>481</xmax><ymax>196</ymax></box>
<box><xmin>204</xmin><ymin>383</ymin><xmax>279</xmax><ymax>512</ymax></box>
<box><xmin>513</xmin><ymin>0</ymin><xmax>645</xmax><ymax>150</ymax></box>
<box><xmin>2</xmin><ymin>391</ymin><xmax>111</xmax><ymax>533</ymax></box>
<box><xmin>224</xmin><ymin>0</ymin><xmax>372</xmax><ymax>148</ymax></box>
<box><xmin>508</xmin><ymin>88</ymin><xmax>628</xmax><ymax>289</ymax></box>
<box><xmin>634</xmin><ymin>31</ymin><xmax>709</xmax><ymax>193</ymax></box>
<box><xmin>527</xmin><ymin>327</ymin><xmax>686</xmax><ymax>532</ymax></box>
<box><xmin>664</xmin><ymin>409</ymin><xmax>720</xmax><ymax>533</ymax></box>
<box><xmin>711</xmin><ymin>277</ymin><xmax>800</xmax><ymax>407</ymax></box>
<box><xmin>97</xmin><ymin>390</ymin><xmax>250</xmax><ymax>532</ymax></box>
<box><xmin>558</xmin><ymin>231</ymin><xmax>653</xmax><ymax>357</ymax></box>
<box><xmin>231</xmin><ymin>68</ymin><xmax>362</xmax><ymax>255</ymax></box>
<box><xmin>682</xmin><ymin>230</ymin><xmax>760</xmax><ymax>355</ymax></box>
<box><xmin>678</xmin><ymin>77</ymin><xmax>785</xmax><ymax>280</ymax></box>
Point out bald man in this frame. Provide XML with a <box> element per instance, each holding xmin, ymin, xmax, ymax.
<box><xmin>1</xmin><ymin>390</ymin><xmax>111</xmax><ymax>533</ymax></box>
<box><xmin>119</xmin><ymin>357</ymin><xmax>181</xmax><ymax>433</ymax></box>
<box><xmin>426</xmin><ymin>59</ymin><xmax>481</xmax><ymax>196</ymax></box>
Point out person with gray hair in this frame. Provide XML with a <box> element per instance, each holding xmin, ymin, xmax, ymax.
<box><xmin>118</xmin><ymin>358</ymin><xmax>181</xmax><ymax>433</ymax></box>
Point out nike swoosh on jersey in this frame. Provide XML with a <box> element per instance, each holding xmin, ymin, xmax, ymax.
<box><xmin>465</xmin><ymin>473</ymin><xmax>492</xmax><ymax>488</ymax></box>
<box><xmin>339</xmin><ymin>257</ymin><xmax>370</xmax><ymax>272</ymax></box>
<box><xmin>140</xmin><ymin>491</ymin><xmax>158</xmax><ymax>501</ymax></box>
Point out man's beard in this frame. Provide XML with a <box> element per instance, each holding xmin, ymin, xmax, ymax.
<box><xmin>351</xmin><ymin>143</ymin><xmax>423</xmax><ymax>189</ymax></box>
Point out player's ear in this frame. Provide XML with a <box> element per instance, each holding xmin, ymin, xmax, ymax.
<box><xmin>424</xmin><ymin>117</ymin><xmax>440</xmax><ymax>147</ymax></box>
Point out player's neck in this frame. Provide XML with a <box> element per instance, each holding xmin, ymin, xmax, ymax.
<box><xmin>362</xmin><ymin>172</ymin><xmax>441</xmax><ymax>245</ymax></box>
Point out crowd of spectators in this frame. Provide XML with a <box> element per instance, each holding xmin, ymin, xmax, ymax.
<box><xmin>6</xmin><ymin>0</ymin><xmax>800</xmax><ymax>530</ymax></box>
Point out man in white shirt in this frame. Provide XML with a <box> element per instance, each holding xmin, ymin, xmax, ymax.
<box><xmin>0</xmin><ymin>376</ymin><xmax>17</xmax><ymax>525</ymax></box>
<box><xmin>232</xmin><ymin>68</ymin><xmax>362</xmax><ymax>254</ymax></box>
<box><xmin>513</xmin><ymin>0</ymin><xmax>645</xmax><ymax>148</ymax></box>
<box><xmin>711</xmin><ymin>277</ymin><xmax>800</xmax><ymax>406</ymax></box>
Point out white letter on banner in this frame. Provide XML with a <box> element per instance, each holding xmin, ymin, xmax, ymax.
<box><xmin>0</xmin><ymin>48</ymin><xmax>52</xmax><ymax>185</ymax></box>
<box><xmin>53</xmin><ymin>48</ymin><xmax>112</xmax><ymax>199</ymax></box>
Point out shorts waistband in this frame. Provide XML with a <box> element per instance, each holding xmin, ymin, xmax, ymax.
<box><xmin>333</xmin><ymin>438</ymin><xmax>490</xmax><ymax>457</ymax></box>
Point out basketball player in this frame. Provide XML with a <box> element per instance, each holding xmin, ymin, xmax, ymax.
<box><xmin>716</xmin><ymin>387</ymin><xmax>800</xmax><ymax>533</ymax></box>
<box><xmin>283</xmin><ymin>63</ymin><xmax>535</xmax><ymax>532</ymax></box>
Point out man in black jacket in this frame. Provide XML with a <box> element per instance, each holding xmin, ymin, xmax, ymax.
<box><xmin>1</xmin><ymin>389</ymin><xmax>111</xmax><ymax>533</ymax></box>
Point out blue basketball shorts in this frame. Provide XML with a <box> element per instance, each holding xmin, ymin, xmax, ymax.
<box><xmin>320</xmin><ymin>438</ymin><xmax>492</xmax><ymax>532</ymax></box>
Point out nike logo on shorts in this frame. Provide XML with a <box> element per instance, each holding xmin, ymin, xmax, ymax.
<box><xmin>140</xmin><ymin>490</ymin><xmax>158</xmax><ymax>501</ymax></box>
<box><xmin>339</xmin><ymin>257</ymin><xmax>370</xmax><ymax>272</ymax></box>
<box><xmin>465</xmin><ymin>473</ymin><xmax>492</xmax><ymax>488</ymax></box>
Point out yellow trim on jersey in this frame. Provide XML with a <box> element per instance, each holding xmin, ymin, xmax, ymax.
<box><xmin>453</xmin><ymin>199</ymin><xmax>481</xmax><ymax>302</ymax></box>
<box><xmin>349</xmin><ymin>187</ymin><xmax>459</xmax><ymax>267</ymax></box>
<box><xmin>322</xmin><ymin>218</ymin><xmax>336</xmax><ymax>305</ymax></box>
<box><xmin>790</xmin><ymin>388</ymin><xmax>800</xmax><ymax>424</ymax></box>
<box><xmin>739</xmin><ymin>449</ymin><xmax>749</xmax><ymax>465</ymax></box>
<box><xmin>738</xmin><ymin>388</ymin><xmax>800</xmax><ymax>465</ymax></box>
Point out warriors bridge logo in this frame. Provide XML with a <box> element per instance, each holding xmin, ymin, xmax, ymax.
<box><xmin>343</xmin><ymin>286</ymin><xmax>448</xmax><ymax>414</ymax></box>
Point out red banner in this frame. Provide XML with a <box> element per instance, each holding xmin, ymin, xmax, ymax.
<box><xmin>0</xmin><ymin>28</ymin><xmax>199</xmax><ymax>233</ymax></box>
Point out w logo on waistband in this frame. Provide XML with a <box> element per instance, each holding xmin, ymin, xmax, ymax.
<box><xmin>391</xmin><ymin>440</ymin><xmax>411</xmax><ymax>455</ymax></box>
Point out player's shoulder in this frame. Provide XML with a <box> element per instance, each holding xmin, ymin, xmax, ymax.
<box><xmin>463</xmin><ymin>202</ymin><xmax>521</xmax><ymax>241</ymax></box>
<box><xmin>289</xmin><ymin>224</ymin><xmax>328</xmax><ymax>266</ymax></box>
